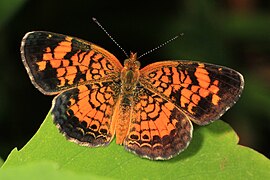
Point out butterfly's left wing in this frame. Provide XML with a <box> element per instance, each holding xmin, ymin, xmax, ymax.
<box><xmin>139</xmin><ymin>61</ymin><xmax>244</xmax><ymax>125</ymax></box>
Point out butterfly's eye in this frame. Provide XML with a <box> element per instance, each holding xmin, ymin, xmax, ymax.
<box><xmin>124</xmin><ymin>59</ymin><xmax>129</xmax><ymax>66</ymax></box>
<box><xmin>135</xmin><ymin>61</ymin><xmax>141</xmax><ymax>69</ymax></box>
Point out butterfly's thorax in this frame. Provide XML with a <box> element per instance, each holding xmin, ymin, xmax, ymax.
<box><xmin>120</xmin><ymin>53</ymin><xmax>140</xmax><ymax>95</ymax></box>
<box><xmin>115</xmin><ymin>53</ymin><xmax>140</xmax><ymax>144</ymax></box>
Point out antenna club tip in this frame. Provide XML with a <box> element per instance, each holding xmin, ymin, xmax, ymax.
<box><xmin>180</xmin><ymin>33</ymin><xmax>184</xmax><ymax>36</ymax></box>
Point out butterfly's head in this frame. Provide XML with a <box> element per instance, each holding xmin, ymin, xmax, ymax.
<box><xmin>123</xmin><ymin>52</ymin><xmax>141</xmax><ymax>71</ymax></box>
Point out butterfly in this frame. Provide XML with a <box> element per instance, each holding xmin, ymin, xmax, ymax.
<box><xmin>21</xmin><ymin>31</ymin><xmax>244</xmax><ymax>160</ymax></box>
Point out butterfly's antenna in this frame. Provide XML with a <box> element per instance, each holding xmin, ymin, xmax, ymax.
<box><xmin>138</xmin><ymin>33</ymin><xmax>184</xmax><ymax>59</ymax></box>
<box><xmin>92</xmin><ymin>17</ymin><xmax>129</xmax><ymax>58</ymax></box>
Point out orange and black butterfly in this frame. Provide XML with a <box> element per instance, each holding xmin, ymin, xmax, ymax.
<box><xmin>21</xmin><ymin>30</ymin><xmax>244</xmax><ymax>160</ymax></box>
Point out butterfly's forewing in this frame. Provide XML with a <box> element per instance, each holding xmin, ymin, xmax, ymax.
<box><xmin>21</xmin><ymin>31</ymin><xmax>123</xmax><ymax>95</ymax></box>
<box><xmin>139</xmin><ymin>61</ymin><xmax>244</xmax><ymax>125</ymax></box>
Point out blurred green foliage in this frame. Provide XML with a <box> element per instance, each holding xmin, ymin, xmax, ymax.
<box><xmin>0</xmin><ymin>0</ymin><xmax>269</xmax><ymax>165</ymax></box>
<box><xmin>0</xmin><ymin>157</ymin><xmax>3</xmax><ymax>168</ymax></box>
<box><xmin>0</xmin><ymin>0</ymin><xmax>25</xmax><ymax>28</ymax></box>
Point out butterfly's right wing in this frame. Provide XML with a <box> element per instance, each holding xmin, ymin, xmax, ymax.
<box><xmin>139</xmin><ymin>61</ymin><xmax>244</xmax><ymax>125</ymax></box>
<box><xmin>21</xmin><ymin>31</ymin><xmax>123</xmax><ymax>95</ymax></box>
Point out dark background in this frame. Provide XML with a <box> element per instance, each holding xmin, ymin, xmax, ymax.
<box><xmin>0</xmin><ymin>0</ymin><xmax>269</xmax><ymax>160</ymax></box>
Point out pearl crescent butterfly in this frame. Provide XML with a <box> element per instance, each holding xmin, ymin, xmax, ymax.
<box><xmin>21</xmin><ymin>31</ymin><xmax>244</xmax><ymax>160</ymax></box>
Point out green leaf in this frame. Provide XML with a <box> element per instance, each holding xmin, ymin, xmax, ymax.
<box><xmin>0</xmin><ymin>161</ymin><xmax>106</xmax><ymax>180</ymax></box>
<box><xmin>2</xmin><ymin>112</ymin><xmax>270</xmax><ymax>179</ymax></box>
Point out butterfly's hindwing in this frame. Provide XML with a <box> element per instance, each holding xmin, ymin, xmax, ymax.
<box><xmin>52</xmin><ymin>80</ymin><xmax>121</xmax><ymax>146</ymax></box>
<box><xmin>124</xmin><ymin>85</ymin><xmax>193</xmax><ymax>160</ymax></box>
